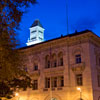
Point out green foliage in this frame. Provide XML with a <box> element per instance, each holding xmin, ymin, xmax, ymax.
<box><xmin>0</xmin><ymin>0</ymin><xmax>37</xmax><ymax>98</ymax></box>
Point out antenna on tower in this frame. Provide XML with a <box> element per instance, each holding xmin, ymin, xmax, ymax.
<box><xmin>66</xmin><ymin>0</ymin><xmax>69</xmax><ymax>35</ymax></box>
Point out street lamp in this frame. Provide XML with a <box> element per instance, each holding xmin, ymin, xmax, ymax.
<box><xmin>77</xmin><ymin>87</ymin><xmax>82</xmax><ymax>100</ymax></box>
<box><xmin>15</xmin><ymin>92</ymin><xmax>19</xmax><ymax>96</ymax></box>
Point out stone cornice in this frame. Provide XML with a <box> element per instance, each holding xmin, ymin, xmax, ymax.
<box><xmin>20</xmin><ymin>31</ymin><xmax>100</xmax><ymax>54</ymax></box>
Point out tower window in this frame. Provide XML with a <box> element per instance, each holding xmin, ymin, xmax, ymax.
<box><xmin>38</xmin><ymin>30</ymin><xmax>43</xmax><ymax>33</ymax></box>
<box><xmin>31</xmin><ymin>30</ymin><xmax>36</xmax><ymax>33</ymax></box>
<box><xmin>75</xmin><ymin>54</ymin><xmax>81</xmax><ymax>64</ymax></box>
<box><xmin>31</xmin><ymin>37</ymin><xmax>36</xmax><ymax>40</ymax></box>
<box><xmin>76</xmin><ymin>74</ymin><xmax>83</xmax><ymax>86</ymax></box>
<box><xmin>39</xmin><ymin>37</ymin><xmax>43</xmax><ymax>40</ymax></box>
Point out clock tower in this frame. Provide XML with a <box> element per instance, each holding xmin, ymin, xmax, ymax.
<box><xmin>26</xmin><ymin>19</ymin><xmax>45</xmax><ymax>46</ymax></box>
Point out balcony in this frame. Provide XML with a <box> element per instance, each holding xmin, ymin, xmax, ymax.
<box><xmin>43</xmin><ymin>87</ymin><xmax>63</xmax><ymax>92</ymax></box>
<box><xmin>71</xmin><ymin>62</ymin><xmax>85</xmax><ymax>72</ymax></box>
<box><xmin>30</xmin><ymin>70</ymin><xmax>40</xmax><ymax>77</ymax></box>
<box><xmin>43</xmin><ymin>66</ymin><xmax>64</xmax><ymax>76</ymax></box>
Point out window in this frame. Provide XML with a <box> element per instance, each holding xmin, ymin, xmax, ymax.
<box><xmin>39</xmin><ymin>37</ymin><xmax>43</xmax><ymax>40</ymax></box>
<box><xmin>51</xmin><ymin>77</ymin><xmax>57</xmax><ymax>87</ymax></box>
<box><xmin>52</xmin><ymin>60</ymin><xmax>57</xmax><ymax>67</ymax></box>
<box><xmin>75</xmin><ymin>54</ymin><xmax>81</xmax><ymax>64</ymax></box>
<box><xmin>60</xmin><ymin>58</ymin><xmax>63</xmax><ymax>66</ymax></box>
<box><xmin>32</xmin><ymin>80</ymin><xmax>38</xmax><ymax>90</ymax></box>
<box><xmin>31</xmin><ymin>30</ymin><xmax>36</xmax><ymax>33</ymax></box>
<box><xmin>60</xmin><ymin>76</ymin><xmax>64</xmax><ymax>87</ymax></box>
<box><xmin>58</xmin><ymin>52</ymin><xmax>63</xmax><ymax>66</ymax></box>
<box><xmin>38</xmin><ymin>30</ymin><xmax>43</xmax><ymax>33</ymax></box>
<box><xmin>34</xmin><ymin>65</ymin><xmax>38</xmax><ymax>71</ymax></box>
<box><xmin>76</xmin><ymin>74</ymin><xmax>83</xmax><ymax>86</ymax></box>
<box><xmin>45</xmin><ymin>78</ymin><xmax>50</xmax><ymax>88</ymax></box>
<box><xmin>47</xmin><ymin>61</ymin><xmax>50</xmax><ymax>68</ymax></box>
<box><xmin>52</xmin><ymin>54</ymin><xmax>57</xmax><ymax>68</ymax></box>
<box><xmin>31</xmin><ymin>37</ymin><xmax>36</xmax><ymax>40</ymax></box>
<box><xmin>97</xmin><ymin>74</ymin><xmax>100</xmax><ymax>87</ymax></box>
<box><xmin>45</xmin><ymin>55</ymin><xmax>50</xmax><ymax>68</ymax></box>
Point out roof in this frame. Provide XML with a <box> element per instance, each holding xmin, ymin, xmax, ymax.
<box><xmin>30</xmin><ymin>19</ymin><xmax>43</xmax><ymax>28</ymax></box>
<box><xmin>19</xmin><ymin>30</ymin><xmax>100</xmax><ymax>50</ymax></box>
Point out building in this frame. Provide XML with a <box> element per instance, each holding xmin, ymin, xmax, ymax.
<box><xmin>16</xmin><ymin>20</ymin><xmax>100</xmax><ymax>100</ymax></box>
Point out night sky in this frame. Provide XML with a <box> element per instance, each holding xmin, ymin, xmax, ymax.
<box><xmin>17</xmin><ymin>0</ymin><xmax>100</xmax><ymax>47</ymax></box>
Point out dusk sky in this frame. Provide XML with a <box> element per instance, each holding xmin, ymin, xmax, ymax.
<box><xmin>17</xmin><ymin>0</ymin><xmax>100</xmax><ymax>47</ymax></box>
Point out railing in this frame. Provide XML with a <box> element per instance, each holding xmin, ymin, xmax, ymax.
<box><xmin>71</xmin><ymin>62</ymin><xmax>85</xmax><ymax>72</ymax></box>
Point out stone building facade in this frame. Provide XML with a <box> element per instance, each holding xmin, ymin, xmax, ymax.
<box><xmin>15</xmin><ymin>30</ymin><xmax>100</xmax><ymax>100</ymax></box>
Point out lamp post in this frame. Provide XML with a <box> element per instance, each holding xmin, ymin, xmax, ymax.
<box><xmin>15</xmin><ymin>92</ymin><xmax>20</xmax><ymax>100</ymax></box>
<box><xmin>15</xmin><ymin>92</ymin><xmax>19</xmax><ymax>97</ymax></box>
<box><xmin>77</xmin><ymin>87</ymin><xmax>82</xmax><ymax>100</ymax></box>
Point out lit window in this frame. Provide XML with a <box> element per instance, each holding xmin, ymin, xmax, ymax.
<box><xmin>32</xmin><ymin>80</ymin><xmax>38</xmax><ymax>90</ymax></box>
<box><xmin>76</xmin><ymin>74</ymin><xmax>83</xmax><ymax>86</ymax></box>
<box><xmin>75</xmin><ymin>54</ymin><xmax>81</xmax><ymax>64</ymax></box>
<box><xmin>45</xmin><ymin>78</ymin><xmax>50</xmax><ymax>88</ymax></box>
<box><xmin>97</xmin><ymin>74</ymin><xmax>100</xmax><ymax>87</ymax></box>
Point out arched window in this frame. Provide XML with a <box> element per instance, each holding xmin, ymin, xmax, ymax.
<box><xmin>58</xmin><ymin>52</ymin><xmax>63</xmax><ymax>66</ymax></box>
<box><xmin>52</xmin><ymin>54</ymin><xmax>57</xmax><ymax>67</ymax></box>
<box><xmin>45</xmin><ymin>55</ymin><xmax>50</xmax><ymax>68</ymax></box>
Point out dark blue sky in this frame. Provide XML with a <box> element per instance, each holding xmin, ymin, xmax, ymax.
<box><xmin>17</xmin><ymin>0</ymin><xmax>100</xmax><ymax>47</ymax></box>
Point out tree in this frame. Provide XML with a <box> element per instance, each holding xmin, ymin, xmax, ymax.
<box><xmin>0</xmin><ymin>0</ymin><xmax>36</xmax><ymax>99</ymax></box>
